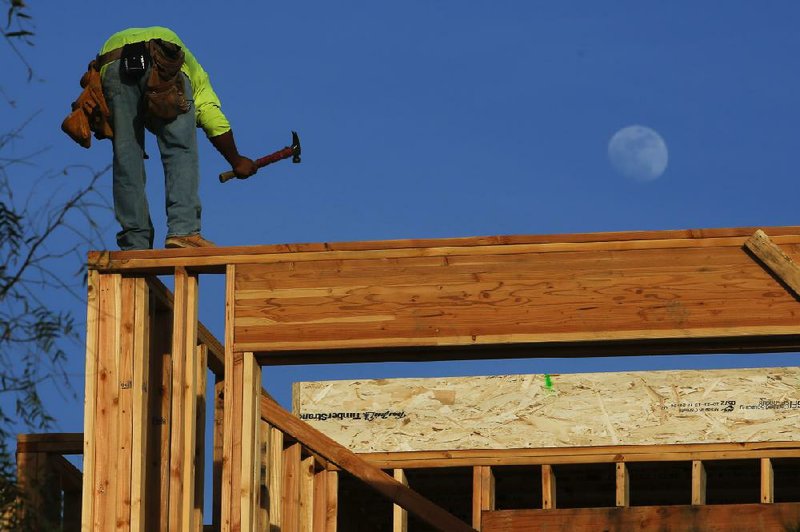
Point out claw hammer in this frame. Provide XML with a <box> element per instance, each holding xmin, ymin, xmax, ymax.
<box><xmin>219</xmin><ymin>131</ymin><xmax>301</xmax><ymax>183</ymax></box>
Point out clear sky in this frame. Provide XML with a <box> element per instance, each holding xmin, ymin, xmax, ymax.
<box><xmin>3</xmin><ymin>0</ymin><xmax>800</xmax><ymax>509</ymax></box>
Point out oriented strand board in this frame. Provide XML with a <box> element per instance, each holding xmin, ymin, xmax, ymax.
<box><xmin>293</xmin><ymin>368</ymin><xmax>800</xmax><ymax>453</ymax></box>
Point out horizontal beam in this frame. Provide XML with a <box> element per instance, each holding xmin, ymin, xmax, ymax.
<box><xmin>259</xmin><ymin>393</ymin><xmax>476</xmax><ymax>532</ymax></box>
<box><xmin>17</xmin><ymin>433</ymin><xmax>84</xmax><ymax>455</ymax></box>
<box><xmin>88</xmin><ymin>226</ymin><xmax>800</xmax><ymax>273</ymax></box>
<box><xmin>358</xmin><ymin>441</ymin><xmax>800</xmax><ymax>469</ymax></box>
<box><xmin>481</xmin><ymin>503</ymin><xmax>800</xmax><ymax>532</ymax></box>
<box><xmin>256</xmin><ymin>333</ymin><xmax>800</xmax><ymax>365</ymax></box>
<box><xmin>235</xmin><ymin>228</ymin><xmax>800</xmax><ymax>354</ymax></box>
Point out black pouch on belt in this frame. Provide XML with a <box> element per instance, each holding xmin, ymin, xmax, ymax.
<box><xmin>120</xmin><ymin>41</ymin><xmax>150</xmax><ymax>79</ymax></box>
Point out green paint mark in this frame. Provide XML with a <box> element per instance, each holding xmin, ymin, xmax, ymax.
<box><xmin>544</xmin><ymin>374</ymin><xmax>553</xmax><ymax>390</ymax></box>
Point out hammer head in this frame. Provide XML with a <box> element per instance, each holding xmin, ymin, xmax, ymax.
<box><xmin>291</xmin><ymin>131</ymin><xmax>301</xmax><ymax>163</ymax></box>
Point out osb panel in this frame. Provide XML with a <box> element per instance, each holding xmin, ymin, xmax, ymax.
<box><xmin>293</xmin><ymin>368</ymin><xmax>800</xmax><ymax>453</ymax></box>
<box><xmin>233</xmin><ymin>243</ymin><xmax>800</xmax><ymax>352</ymax></box>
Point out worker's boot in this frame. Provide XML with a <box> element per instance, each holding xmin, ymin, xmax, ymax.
<box><xmin>164</xmin><ymin>233</ymin><xmax>216</xmax><ymax>248</ymax></box>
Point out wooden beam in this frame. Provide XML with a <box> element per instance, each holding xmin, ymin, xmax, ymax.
<box><xmin>232</xmin><ymin>230</ymin><xmax>800</xmax><ymax>355</ymax></box>
<box><xmin>325</xmin><ymin>469</ymin><xmax>338</xmax><ymax>532</ymax></box>
<box><xmin>394</xmin><ymin>469</ymin><xmax>409</xmax><ymax>532</ymax></box>
<box><xmin>541</xmin><ymin>465</ymin><xmax>556</xmax><ymax>510</ymax></box>
<box><xmin>168</xmin><ymin>267</ymin><xmax>200</xmax><ymax>531</ymax></box>
<box><xmin>90</xmin><ymin>273</ymin><xmax>122</xmax><ymax>531</ymax></box>
<box><xmin>745</xmin><ymin>229</ymin><xmax>800</xmax><ymax>297</ymax></box>
<box><xmin>615</xmin><ymin>462</ymin><xmax>629</xmax><ymax>507</ymax></box>
<box><xmin>299</xmin><ymin>455</ymin><xmax>316</xmax><ymax>531</ymax></box>
<box><xmin>81</xmin><ymin>269</ymin><xmax>100</xmax><ymax>532</ymax></box>
<box><xmin>212</xmin><ymin>379</ymin><xmax>224</xmax><ymax>530</ymax></box>
<box><xmin>313</xmin><ymin>467</ymin><xmax>330</xmax><ymax>532</ymax></box>
<box><xmin>130</xmin><ymin>278</ymin><xmax>150</xmax><ymax>532</ymax></box>
<box><xmin>691</xmin><ymin>460</ymin><xmax>706</xmax><ymax>505</ymax></box>
<box><xmin>259</xmin><ymin>393</ymin><xmax>476</xmax><ymax>532</ymax></box>
<box><xmin>282</xmin><ymin>442</ymin><xmax>302</xmax><ymax>532</ymax></box>
<box><xmin>761</xmin><ymin>458</ymin><xmax>774</xmax><ymax>504</ymax></box>
<box><xmin>258</xmin><ymin>420</ymin><xmax>270</xmax><ymax>530</ymax></box>
<box><xmin>193</xmin><ymin>344</ymin><xmax>208</xmax><ymax>532</ymax></box>
<box><xmin>358</xmin><ymin>441</ymin><xmax>800</xmax><ymax>469</ymax></box>
<box><xmin>472</xmin><ymin>466</ymin><xmax>494</xmax><ymax>531</ymax></box>
<box><xmin>239</xmin><ymin>352</ymin><xmax>262</xmax><ymax>532</ymax></box>
<box><xmin>87</xmin><ymin>225</ymin><xmax>800</xmax><ymax>273</ymax></box>
<box><xmin>481</xmin><ymin>503</ymin><xmax>800</xmax><ymax>531</ymax></box>
<box><xmin>269</xmin><ymin>427</ymin><xmax>284</xmax><ymax>530</ymax></box>
<box><xmin>16</xmin><ymin>433</ymin><xmax>83</xmax><ymax>455</ymax></box>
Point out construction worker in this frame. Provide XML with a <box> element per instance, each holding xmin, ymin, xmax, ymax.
<box><xmin>96</xmin><ymin>26</ymin><xmax>257</xmax><ymax>250</ymax></box>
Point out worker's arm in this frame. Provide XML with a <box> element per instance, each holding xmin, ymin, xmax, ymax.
<box><xmin>210</xmin><ymin>130</ymin><xmax>258</xmax><ymax>178</ymax></box>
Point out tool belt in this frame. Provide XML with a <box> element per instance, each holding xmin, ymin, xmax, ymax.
<box><xmin>61</xmin><ymin>39</ymin><xmax>189</xmax><ymax>148</ymax></box>
<box><xmin>61</xmin><ymin>59</ymin><xmax>112</xmax><ymax>148</ymax></box>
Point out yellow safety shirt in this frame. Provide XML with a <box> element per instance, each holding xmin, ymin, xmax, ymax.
<box><xmin>100</xmin><ymin>26</ymin><xmax>231</xmax><ymax>138</ymax></box>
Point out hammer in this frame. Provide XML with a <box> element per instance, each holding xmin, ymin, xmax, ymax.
<box><xmin>219</xmin><ymin>131</ymin><xmax>301</xmax><ymax>183</ymax></box>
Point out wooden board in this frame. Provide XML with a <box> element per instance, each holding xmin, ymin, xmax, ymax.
<box><xmin>232</xmin><ymin>230</ymin><xmax>800</xmax><ymax>354</ymax></box>
<box><xmin>294</xmin><ymin>368</ymin><xmax>800</xmax><ymax>452</ymax></box>
<box><xmin>481</xmin><ymin>502</ymin><xmax>800</xmax><ymax>532</ymax></box>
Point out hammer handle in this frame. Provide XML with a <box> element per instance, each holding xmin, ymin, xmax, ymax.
<box><xmin>218</xmin><ymin>146</ymin><xmax>295</xmax><ymax>183</ymax></box>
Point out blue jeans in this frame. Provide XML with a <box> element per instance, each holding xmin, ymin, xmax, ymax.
<box><xmin>102</xmin><ymin>60</ymin><xmax>201</xmax><ymax>250</ymax></box>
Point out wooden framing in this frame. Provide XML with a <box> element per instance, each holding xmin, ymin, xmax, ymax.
<box><xmin>73</xmin><ymin>226</ymin><xmax>800</xmax><ymax>531</ymax></box>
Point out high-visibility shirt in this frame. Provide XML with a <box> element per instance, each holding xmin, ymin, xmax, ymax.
<box><xmin>100</xmin><ymin>26</ymin><xmax>231</xmax><ymax>138</ymax></box>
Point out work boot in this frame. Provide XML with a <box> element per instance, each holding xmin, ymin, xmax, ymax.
<box><xmin>164</xmin><ymin>233</ymin><xmax>216</xmax><ymax>248</ymax></box>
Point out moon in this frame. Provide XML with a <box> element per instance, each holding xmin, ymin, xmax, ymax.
<box><xmin>608</xmin><ymin>125</ymin><xmax>669</xmax><ymax>182</ymax></box>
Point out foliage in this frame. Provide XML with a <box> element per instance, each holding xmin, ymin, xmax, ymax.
<box><xmin>1</xmin><ymin>3</ymin><xmax>112</xmax><ymax>526</ymax></box>
<box><xmin>2</xmin><ymin>0</ymin><xmax>35</xmax><ymax>80</ymax></box>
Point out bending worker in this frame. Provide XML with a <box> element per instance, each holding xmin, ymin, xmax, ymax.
<box><xmin>97</xmin><ymin>26</ymin><xmax>257</xmax><ymax>249</ymax></box>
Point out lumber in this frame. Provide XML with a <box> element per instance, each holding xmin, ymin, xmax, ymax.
<box><xmin>168</xmin><ymin>267</ymin><xmax>200</xmax><ymax>531</ymax></box>
<box><xmin>312</xmin><ymin>467</ymin><xmax>329</xmax><ymax>532</ymax></box>
<box><xmin>221</xmin><ymin>266</ymin><xmax>238</xmax><ymax>531</ymax></box>
<box><xmin>240</xmin><ymin>352</ymin><xmax>261</xmax><ymax>532</ymax></box>
<box><xmin>115</xmin><ymin>277</ymin><xmax>136</xmax><ymax>531</ymax></box>
<box><xmin>761</xmin><ymin>458</ymin><xmax>774</xmax><ymax>504</ymax></box>
<box><xmin>394</xmin><ymin>469</ymin><xmax>409</xmax><ymax>532</ymax></box>
<box><xmin>87</xmin><ymin>225</ymin><xmax>800</xmax><ymax>273</ymax></box>
<box><xmin>282</xmin><ymin>442</ymin><xmax>302</xmax><ymax>532</ymax></box>
<box><xmin>259</xmin><ymin>393</ymin><xmax>476</xmax><ymax>532</ymax></box>
<box><xmin>269</xmin><ymin>427</ymin><xmax>284</xmax><ymax>530</ymax></box>
<box><xmin>212</xmin><ymin>379</ymin><xmax>224</xmax><ymax>529</ymax></box>
<box><xmin>81</xmin><ymin>271</ymin><xmax>100</xmax><ymax>531</ymax></box>
<box><xmin>691</xmin><ymin>460</ymin><xmax>706</xmax><ymax>505</ymax></box>
<box><xmin>194</xmin><ymin>344</ymin><xmax>208</xmax><ymax>532</ymax></box>
<box><xmin>325</xmin><ymin>469</ymin><xmax>338</xmax><ymax>532</ymax></box>
<box><xmin>16</xmin><ymin>433</ymin><xmax>83</xmax><ymax>454</ymax></box>
<box><xmin>481</xmin><ymin>503</ymin><xmax>800</xmax><ymax>532</ymax></box>
<box><xmin>232</xmin><ymin>235</ymin><xmax>800</xmax><ymax>354</ymax></box>
<box><xmin>299</xmin><ymin>455</ymin><xmax>316</xmax><ymax>531</ymax></box>
<box><xmin>541</xmin><ymin>465</ymin><xmax>556</xmax><ymax>509</ymax></box>
<box><xmin>472</xmin><ymin>466</ymin><xmax>494</xmax><ymax>530</ymax></box>
<box><xmin>745</xmin><ymin>229</ymin><xmax>800</xmax><ymax>297</ymax></box>
<box><xmin>130</xmin><ymin>278</ymin><xmax>150</xmax><ymax>532</ymax></box>
<box><xmin>615</xmin><ymin>463</ymin><xmax>629</xmax><ymax>507</ymax></box>
<box><xmin>92</xmin><ymin>273</ymin><xmax>122</xmax><ymax>531</ymax></box>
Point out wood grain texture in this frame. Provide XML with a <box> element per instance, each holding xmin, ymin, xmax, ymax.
<box><xmin>358</xmin><ymin>441</ymin><xmax>800</xmax><ymax>469</ymax></box>
<box><xmin>481</xmin><ymin>503</ymin><xmax>800</xmax><ymax>532</ymax></box>
<box><xmin>615</xmin><ymin>463</ymin><xmax>629</xmax><ymax>507</ymax></box>
<box><xmin>260</xmin><ymin>393</ymin><xmax>476</xmax><ymax>532</ymax></box>
<box><xmin>691</xmin><ymin>460</ymin><xmax>706</xmax><ymax>505</ymax></box>
<box><xmin>761</xmin><ymin>457</ymin><xmax>774</xmax><ymax>504</ymax></box>
<box><xmin>233</xmin><ymin>238</ymin><xmax>800</xmax><ymax>353</ymax></box>
<box><xmin>88</xmin><ymin>225</ymin><xmax>800</xmax><ymax>273</ymax></box>
<box><xmin>745</xmin><ymin>229</ymin><xmax>800</xmax><ymax>297</ymax></box>
<box><xmin>295</xmin><ymin>368</ymin><xmax>800</xmax><ymax>452</ymax></box>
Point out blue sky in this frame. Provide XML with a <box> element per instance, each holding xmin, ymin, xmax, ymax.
<box><xmin>3</xmin><ymin>0</ymin><xmax>800</xmax><ymax>505</ymax></box>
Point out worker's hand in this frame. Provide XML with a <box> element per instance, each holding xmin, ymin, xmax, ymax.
<box><xmin>232</xmin><ymin>156</ymin><xmax>258</xmax><ymax>179</ymax></box>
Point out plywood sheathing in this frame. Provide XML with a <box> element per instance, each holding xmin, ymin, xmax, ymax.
<box><xmin>294</xmin><ymin>368</ymin><xmax>800</xmax><ymax>453</ymax></box>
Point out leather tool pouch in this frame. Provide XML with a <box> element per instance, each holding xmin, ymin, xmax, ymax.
<box><xmin>61</xmin><ymin>60</ymin><xmax>113</xmax><ymax>148</ymax></box>
<box><xmin>144</xmin><ymin>39</ymin><xmax>190</xmax><ymax>123</ymax></box>
<box><xmin>120</xmin><ymin>41</ymin><xmax>150</xmax><ymax>80</ymax></box>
